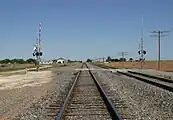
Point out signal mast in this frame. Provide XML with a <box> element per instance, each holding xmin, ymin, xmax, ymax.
<box><xmin>33</xmin><ymin>23</ymin><xmax>43</xmax><ymax>71</ymax></box>
<box><xmin>138</xmin><ymin>17</ymin><xmax>146</xmax><ymax>68</ymax></box>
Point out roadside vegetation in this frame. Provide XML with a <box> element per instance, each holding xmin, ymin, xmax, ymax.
<box><xmin>0</xmin><ymin>58</ymin><xmax>36</xmax><ymax>72</ymax></box>
<box><xmin>86</xmin><ymin>56</ymin><xmax>128</xmax><ymax>63</ymax></box>
<box><xmin>0</xmin><ymin>58</ymin><xmax>36</xmax><ymax>65</ymax></box>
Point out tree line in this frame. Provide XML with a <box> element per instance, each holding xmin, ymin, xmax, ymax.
<box><xmin>0</xmin><ymin>58</ymin><xmax>36</xmax><ymax>64</ymax></box>
<box><xmin>67</xmin><ymin>59</ymin><xmax>82</xmax><ymax>63</ymax></box>
<box><xmin>106</xmin><ymin>56</ymin><xmax>127</xmax><ymax>62</ymax></box>
<box><xmin>86</xmin><ymin>56</ymin><xmax>134</xmax><ymax>62</ymax></box>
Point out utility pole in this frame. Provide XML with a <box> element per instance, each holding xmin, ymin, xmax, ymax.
<box><xmin>140</xmin><ymin>17</ymin><xmax>144</xmax><ymax>68</ymax></box>
<box><xmin>38</xmin><ymin>22</ymin><xmax>41</xmax><ymax>63</ymax></box>
<box><xmin>33</xmin><ymin>23</ymin><xmax>43</xmax><ymax>71</ymax></box>
<box><xmin>119</xmin><ymin>52</ymin><xmax>128</xmax><ymax>68</ymax></box>
<box><xmin>141</xmin><ymin>18</ymin><xmax>144</xmax><ymax>68</ymax></box>
<box><xmin>151</xmin><ymin>30</ymin><xmax>169</xmax><ymax>71</ymax></box>
<box><xmin>102</xmin><ymin>57</ymin><xmax>105</xmax><ymax>63</ymax></box>
<box><xmin>138</xmin><ymin>42</ymin><xmax>141</xmax><ymax>60</ymax></box>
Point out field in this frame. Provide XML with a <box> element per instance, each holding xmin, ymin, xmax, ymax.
<box><xmin>0</xmin><ymin>64</ymin><xmax>53</xmax><ymax>75</ymax></box>
<box><xmin>0</xmin><ymin>64</ymin><xmax>35</xmax><ymax>72</ymax></box>
<box><xmin>99</xmin><ymin>60</ymin><xmax>173</xmax><ymax>72</ymax></box>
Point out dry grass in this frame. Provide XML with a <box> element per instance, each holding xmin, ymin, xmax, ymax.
<box><xmin>100</xmin><ymin>60</ymin><xmax>173</xmax><ymax>72</ymax></box>
<box><xmin>0</xmin><ymin>64</ymin><xmax>51</xmax><ymax>72</ymax></box>
<box><xmin>0</xmin><ymin>64</ymin><xmax>35</xmax><ymax>72</ymax></box>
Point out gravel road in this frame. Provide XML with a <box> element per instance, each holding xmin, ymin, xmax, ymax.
<box><xmin>0</xmin><ymin>63</ymin><xmax>82</xmax><ymax>120</ymax></box>
<box><xmin>88</xmin><ymin>63</ymin><xmax>173</xmax><ymax>120</ymax></box>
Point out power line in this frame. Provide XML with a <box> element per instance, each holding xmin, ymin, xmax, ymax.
<box><xmin>150</xmin><ymin>30</ymin><xmax>170</xmax><ymax>70</ymax></box>
<box><xmin>93</xmin><ymin>56</ymin><xmax>106</xmax><ymax>63</ymax></box>
<box><xmin>118</xmin><ymin>52</ymin><xmax>128</xmax><ymax>68</ymax></box>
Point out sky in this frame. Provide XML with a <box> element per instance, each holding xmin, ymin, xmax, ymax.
<box><xmin>0</xmin><ymin>0</ymin><xmax>173</xmax><ymax>61</ymax></box>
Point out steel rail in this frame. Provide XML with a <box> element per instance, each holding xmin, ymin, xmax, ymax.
<box><xmin>86</xmin><ymin>63</ymin><xmax>122</xmax><ymax>120</ymax></box>
<box><xmin>128</xmin><ymin>70</ymin><xmax>173</xmax><ymax>83</ymax></box>
<box><xmin>117</xmin><ymin>71</ymin><xmax>173</xmax><ymax>92</ymax></box>
<box><xmin>56</xmin><ymin>63</ymin><xmax>122</xmax><ymax>120</ymax></box>
<box><xmin>56</xmin><ymin>70</ymin><xmax>81</xmax><ymax>120</ymax></box>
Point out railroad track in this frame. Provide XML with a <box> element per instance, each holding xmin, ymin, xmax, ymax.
<box><xmin>117</xmin><ymin>70</ymin><xmax>173</xmax><ymax>92</ymax></box>
<box><xmin>52</xmin><ymin>63</ymin><xmax>122</xmax><ymax>120</ymax></box>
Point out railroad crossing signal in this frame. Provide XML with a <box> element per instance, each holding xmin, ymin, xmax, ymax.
<box><xmin>33</xmin><ymin>22</ymin><xmax>43</xmax><ymax>71</ymax></box>
<box><xmin>33</xmin><ymin>51</ymin><xmax>43</xmax><ymax>57</ymax></box>
<box><xmin>138</xmin><ymin>50</ymin><xmax>146</xmax><ymax>55</ymax></box>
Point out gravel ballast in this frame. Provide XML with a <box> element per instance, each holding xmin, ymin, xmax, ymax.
<box><xmin>131</xmin><ymin>69</ymin><xmax>173</xmax><ymax>80</ymax></box>
<box><xmin>0</xmin><ymin>63</ymin><xmax>82</xmax><ymax>120</ymax></box>
<box><xmin>89</xmin><ymin>64</ymin><xmax>173</xmax><ymax>120</ymax></box>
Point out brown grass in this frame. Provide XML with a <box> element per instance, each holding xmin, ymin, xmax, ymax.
<box><xmin>0</xmin><ymin>64</ymin><xmax>35</xmax><ymax>72</ymax></box>
<box><xmin>101</xmin><ymin>60</ymin><xmax>173</xmax><ymax>72</ymax></box>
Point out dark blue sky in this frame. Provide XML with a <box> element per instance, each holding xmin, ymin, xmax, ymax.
<box><xmin>0</xmin><ymin>0</ymin><xmax>173</xmax><ymax>60</ymax></box>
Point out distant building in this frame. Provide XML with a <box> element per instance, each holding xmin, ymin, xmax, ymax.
<box><xmin>52</xmin><ymin>58</ymin><xmax>67</xmax><ymax>64</ymax></box>
<box><xmin>40</xmin><ymin>60</ymin><xmax>53</xmax><ymax>65</ymax></box>
<box><xmin>56</xmin><ymin>58</ymin><xmax>66</xmax><ymax>64</ymax></box>
<box><xmin>40</xmin><ymin>58</ymin><xmax>67</xmax><ymax>65</ymax></box>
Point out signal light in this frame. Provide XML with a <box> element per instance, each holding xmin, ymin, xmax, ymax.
<box><xmin>35</xmin><ymin>52</ymin><xmax>39</xmax><ymax>56</ymax></box>
<box><xmin>40</xmin><ymin>52</ymin><xmax>43</xmax><ymax>56</ymax></box>
<box><xmin>143</xmin><ymin>50</ymin><xmax>146</xmax><ymax>54</ymax></box>
<box><xmin>33</xmin><ymin>51</ymin><xmax>43</xmax><ymax>57</ymax></box>
<box><xmin>138</xmin><ymin>51</ymin><xmax>141</xmax><ymax>55</ymax></box>
<box><xmin>138</xmin><ymin>50</ymin><xmax>146</xmax><ymax>55</ymax></box>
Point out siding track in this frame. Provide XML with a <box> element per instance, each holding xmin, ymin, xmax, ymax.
<box><xmin>117</xmin><ymin>70</ymin><xmax>173</xmax><ymax>92</ymax></box>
